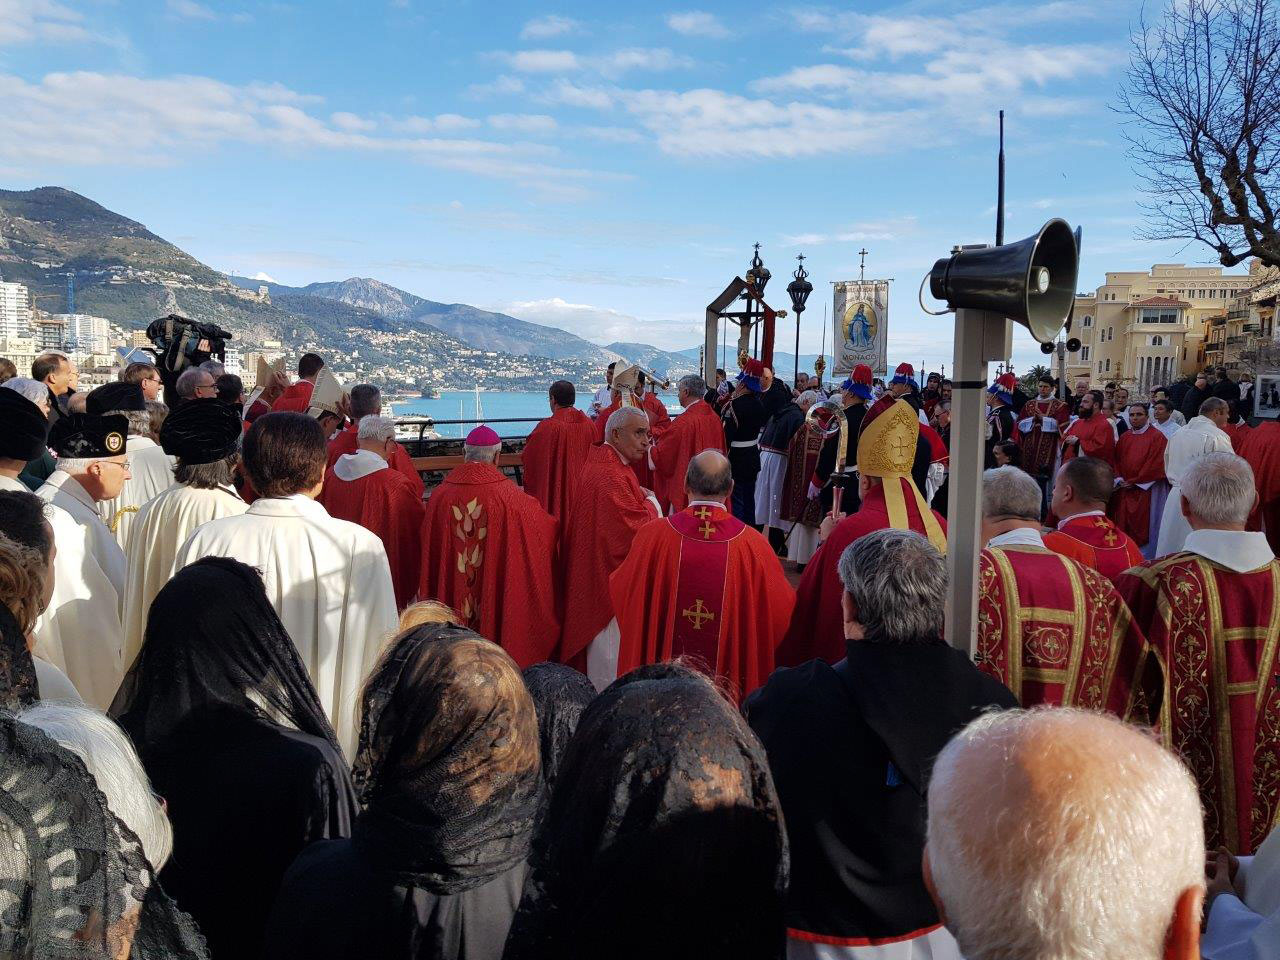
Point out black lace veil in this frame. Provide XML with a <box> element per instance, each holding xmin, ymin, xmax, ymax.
<box><xmin>0</xmin><ymin>601</ymin><xmax>38</xmax><ymax>711</ymax></box>
<box><xmin>520</xmin><ymin>663</ymin><xmax>595</xmax><ymax>794</ymax></box>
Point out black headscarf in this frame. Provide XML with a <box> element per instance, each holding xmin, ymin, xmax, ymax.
<box><xmin>521</xmin><ymin>662</ymin><xmax>596</xmax><ymax>794</ymax></box>
<box><xmin>352</xmin><ymin>624</ymin><xmax>541</xmax><ymax>894</ymax></box>
<box><xmin>504</xmin><ymin>663</ymin><xmax>789</xmax><ymax>960</ymax></box>
<box><xmin>0</xmin><ymin>388</ymin><xmax>49</xmax><ymax>461</ymax></box>
<box><xmin>0</xmin><ymin>601</ymin><xmax>38</xmax><ymax>711</ymax></box>
<box><xmin>110</xmin><ymin>557</ymin><xmax>343</xmax><ymax>763</ymax></box>
<box><xmin>0</xmin><ymin>713</ymin><xmax>208</xmax><ymax>959</ymax></box>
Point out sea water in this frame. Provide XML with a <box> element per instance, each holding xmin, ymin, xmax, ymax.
<box><xmin>390</xmin><ymin>390</ymin><xmax>678</xmax><ymax>439</ymax></box>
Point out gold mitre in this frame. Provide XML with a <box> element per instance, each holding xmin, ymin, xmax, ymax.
<box><xmin>307</xmin><ymin>366</ymin><xmax>345</xmax><ymax>417</ymax></box>
<box><xmin>857</xmin><ymin>399</ymin><xmax>919</xmax><ymax>478</ymax></box>
<box><xmin>611</xmin><ymin>364</ymin><xmax>642</xmax><ymax>408</ymax></box>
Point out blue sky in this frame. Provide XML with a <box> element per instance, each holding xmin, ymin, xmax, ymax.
<box><xmin>0</xmin><ymin>0</ymin><xmax>1238</xmax><ymax>372</ymax></box>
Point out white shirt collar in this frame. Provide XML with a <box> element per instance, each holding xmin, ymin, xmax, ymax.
<box><xmin>248</xmin><ymin>494</ymin><xmax>330</xmax><ymax>519</ymax></box>
<box><xmin>333</xmin><ymin>449</ymin><xmax>388</xmax><ymax>482</ymax></box>
<box><xmin>687</xmin><ymin>499</ymin><xmax>727</xmax><ymax>510</ymax></box>
<box><xmin>1056</xmin><ymin>509</ymin><xmax>1105</xmax><ymax>530</ymax></box>
<box><xmin>1183</xmin><ymin>529</ymin><xmax>1275</xmax><ymax>573</ymax></box>
<box><xmin>1128</xmin><ymin>423</ymin><xmax>1149</xmax><ymax>435</ymax></box>
<box><xmin>987</xmin><ymin>527</ymin><xmax>1045</xmax><ymax>549</ymax></box>
<box><xmin>46</xmin><ymin>470</ymin><xmax>97</xmax><ymax>513</ymax></box>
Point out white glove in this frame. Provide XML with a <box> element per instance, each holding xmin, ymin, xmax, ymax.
<box><xmin>807</xmin><ymin>481</ymin><xmax>821</xmax><ymax>500</ymax></box>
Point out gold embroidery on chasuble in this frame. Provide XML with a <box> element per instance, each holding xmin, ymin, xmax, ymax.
<box><xmin>1249</xmin><ymin>565</ymin><xmax>1280</xmax><ymax>849</ymax></box>
<box><xmin>451</xmin><ymin>498</ymin><xmax>487</xmax><ymax>629</ymax></box>
<box><xmin>682</xmin><ymin>599</ymin><xmax>715</xmax><ymax>630</ymax></box>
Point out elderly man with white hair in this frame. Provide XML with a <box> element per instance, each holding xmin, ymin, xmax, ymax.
<box><xmin>319</xmin><ymin>414</ymin><xmax>424</xmax><ymax>610</ymax></box>
<box><xmin>975</xmin><ymin>465</ymin><xmax>1146</xmax><ymax>713</ymax></box>
<box><xmin>174</xmin><ymin>366</ymin><xmax>217</xmax><ymax>403</ymax></box>
<box><xmin>1118</xmin><ymin>452</ymin><xmax>1280</xmax><ymax>855</ymax></box>
<box><xmin>925</xmin><ymin>707</ymin><xmax>1205</xmax><ymax>960</ymax></box>
<box><xmin>747</xmin><ymin>529</ymin><xmax>1016</xmax><ymax>959</ymax></box>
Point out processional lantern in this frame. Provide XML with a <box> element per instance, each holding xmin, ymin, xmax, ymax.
<box><xmin>787</xmin><ymin>254</ymin><xmax>813</xmax><ymax>386</ymax></box>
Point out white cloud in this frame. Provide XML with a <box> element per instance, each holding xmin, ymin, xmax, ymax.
<box><xmin>166</xmin><ymin>0</ymin><xmax>217</xmax><ymax>20</ymax></box>
<box><xmin>504</xmin><ymin>49</ymin><xmax>581</xmax><ymax>73</ymax></box>
<box><xmin>501</xmin><ymin>297</ymin><xmax>701</xmax><ymax>346</ymax></box>
<box><xmin>466</xmin><ymin>74</ymin><xmax>526</xmax><ymax>98</ymax></box>
<box><xmin>544</xmin><ymin>79</ymin><xmax>614</xmax><ymax>109</ymax></box>
<box><xmin>779</xmin><ymin>217</ymin><xmax>920</xmax><ymax>246</ymax></box>
<box><xmin>0</xmin><ymin>0</ymin><xmax>98</xmax><ymax>45</ymax></box>
<box><xmin>331</xmin><ymin>111</ymin><xmax>375</xmax><ymax>132</ymax></box>
<box><xmin>391</xmin><ymin>113</ymin><xmax>483</xmax><ymax>133</ymax></box>
<box><xmin>575</xmin><ymin>125</ymin><xmax>644</xmax><ymax>143</ymax></box>
<box><xmin>665</xmin><ymin>11</ymin><xmax>729</xmax><ymax>38</ymax></box>
<box><xmin>487</xmin><ymin>113</ymin><xmax>557</xmax><ymax>133</ymax></box>
<box><xmin>520</xmin><ymin>15</ymin><xmax>580</xmax><ymax>39</ymax></box>
<box><xmin>495</xmin><ymin>46</ymin><xmax>692</xmax><ymax>76</ymax></box>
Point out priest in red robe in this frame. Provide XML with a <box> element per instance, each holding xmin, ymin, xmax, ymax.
<box><xmin>975</xmin><ymin>465</ymin><xmax>1146</xmax><ymax>715</ymax></box>
<box><xmin>1107</xmin><ymin>402</ymin><xmax>1168</xmax><ymax>551</ymax></box>
<box><xmin>611</xmin><ymin>450</ymin><xmax>794</xmax><ymax>702</ymax></box>
<box><xmin>1061</xmin><ymin>390</ymin><xmax>1116</xmax><ymax>468</ymax></box>
<box><xmin>319</xmin><ymin>414</ymin><xmax>425</xmax><ymax>609</ymax></box>
<box><xmin>559</xmin><ymin>407</ymin><xmax>661</xmax><ymax>686</ymax></box>
<box><xmin>521</xmin><ymin>379</ymin><xmax>596</xmax><ymax>524</ymax></box>
<box><xmin>1042</xmin><ymin>456</ymin><xmax>1144</xmax><ymax>582</ymax></box>
<box><xmin>593</xmin><ymin>365</ymin><xmax>668</xmax><ymax>491</ymax></box>
<box><xmin>326</xmin><ymin>383</ymin><xmax>424</xmax><ymax>498</ymax></box>
<box><xmin>777</xmin><ymin>399</ymin><xmax>948</xmax><ymax>666</ymax></box>
<box><xmin>270</xmin><ymin>352</ymin><xmax>324</xmax><ymax>413</ymax></box>
<box><xmin>652</xmin><ymin>373</ymin><xmax>727</xmax><ymax>514</ymax></box>
<box><xmin>1241</xmin><ymin>421</ymin><xmax>1280</xmax><ymax>555</ymax></box>
<box><xmin>1016</xmin><ymin>373</ymin><xmax>1071</xmax><ymax>502</ymax></box>
<box><xmin>418</xmin><ymin>426</ymin><xmax>559</xmax><ymax>668</ymax></box>
<box><xmin>1117</xmin><ymin>452</ymin><xmax>1280</xmax><ymax>854</ymax></box>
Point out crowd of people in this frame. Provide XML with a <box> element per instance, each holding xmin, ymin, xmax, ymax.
<box><xmin>0</xmin><ymin>345</ymin><xmax>1278</xmax><ymax>959</ymax></box>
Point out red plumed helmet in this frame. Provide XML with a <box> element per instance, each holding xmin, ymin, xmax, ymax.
<box><xmin>742</xmin><ymin>358</ymin><xmax>765</xmax><ymax>377</ymax></box>
<box><xmin>895</xmin><ymin>362</ymin><xmax>914</xmax><ymax>378</ymax></box>
<box><xmin>995</xmin><ymin>372</ymin><xmax>1018</xmax><ymax>391</ymax></box>
<box><xmin>852</xmin><ymin>363</ymin><xmax>873</xmax><ymax>385</ymax></box>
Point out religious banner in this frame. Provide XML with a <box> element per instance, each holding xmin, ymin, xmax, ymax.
<box><xmin>833</xmin><ymin>280</ymin><xmax>889</xmax><ymax>378</ymax></box>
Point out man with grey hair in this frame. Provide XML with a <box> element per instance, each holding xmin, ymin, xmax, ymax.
<box><xmin>1157</xmin><ymin>394</ymin><xmax>1234</xmax><ymax>557</ymax></box>
<box><xmin>925</xmin><ymin>708</ymin><xmax>1205</xmax><ymax>960</ymax></box>
<box><xmin>561</xmin><ymin>404</ymin><xmax>661</xmax><ymax>687</ymax></box>
<box><xmin>611</xmin><ymin>449</ymin><xmax>794</xmax><ymax>700</ymax></box>
<box><xmin>652</xmin><ymin>372</ymin><xmax>726</xmax><ymax>513</ymax></box>
<box><xmin>1119</xmin><ymin>452</ymin><xmax>1280</xmax><ymax>855</ymax></box>
<box><xmin>175</xmin><ymin>366</ymin><xmax>216</xmax><ymax>403</ymax></box>
<box><xmin>746</xmin><ymin>529</ymin><xmax>1016</xmax><ymax>958</ymax></box>
<box><xmin>319</xmin><ymin>414</ymin><xmax>425</xmax><ymax>609</ymax></box>
<box><xmin>975</xmin><ymin>466</ymin><xmax>1146</xmax><ymax>712</ymax></box>
<box><xmin>418</xmin><ymin>424</ymin><xmax>557</xmax><ymax>665</ymax></box>
<box><xmin>323</xmin><ymin>383</ymin><xmax>423</xmax><ymax>497</ymax></box>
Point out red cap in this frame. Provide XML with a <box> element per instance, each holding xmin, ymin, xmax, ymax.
<box><xmin>742</xmin><ymin>358</ymin><xmax>765</xmax><ymax>377</ymax></box>
<box><xmin>466</xmin><ymin>425</ymin><xmax>501</xmax><ymax>446</ymax></box>
<box><xmin>852</xmin><ymin>363</ymin><xmax>873</xmax><ymax>385</ymax></box>
<box><xmin>895</xmin><ymin>362</ymin><xmax>914</xmax><ymax>377</ymax></box>
<box><xmin>995</xmin><ymin>372</ymin><xmax>1018</xmax><ymax>390</ymax></box>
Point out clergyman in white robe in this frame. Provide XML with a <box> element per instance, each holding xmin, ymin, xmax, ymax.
<box><xmin>175</xmin><ymin>494</ymin><xmax>398</xmax><ymax>757</ymax></box>
<box><xmin>1155</xmin><ymin>414</ymin><xmax>1233</xmax><ymax>558</ymax></box>
<box><xmin>98</xmin><ymin>434</ymin><xmax>175</xmax><ymax>553</ymax></box>
<box><xmin>33</xmin><ymin>470</ymin><xmax>127</xmax><ymax>710</ymax></box>
<box><xmin>123</xmin><ymin>481</ymin><xmax>247</xmax><ymax>668</ymax></box>
<box><xmin>1203</xmin><ymin>826</ymin><xmax>1280</xmax><ymax>960</ymax></box>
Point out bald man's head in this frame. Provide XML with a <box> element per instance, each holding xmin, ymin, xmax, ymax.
<box><xmin>926</xmin><ymin>708</ymin><xmax>1204</xmax><ymax>960</ymax></box>
<box><xmin>685</xmin><ymin>449</ymin><xmax>732</xmax><ymax>502</ymax></box>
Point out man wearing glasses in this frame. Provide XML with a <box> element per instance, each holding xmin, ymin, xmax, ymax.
<box><xmin>121</xmin><ymin>361</ymin><xmax>164</xmax><ymax>403</ymax></box>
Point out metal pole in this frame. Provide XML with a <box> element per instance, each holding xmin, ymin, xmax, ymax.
<box><xmin>946</xmin><ymin>307</ymin><xmax>1011</xmax><ymax>654</ymax></box>
<box><xmin>996</xmin><ymin>110</ymin><xmax>1005</xmax><ymax>247</ymax></box>
<box><xmin>794</xmin><ymin>308</ymin><xmax>802</xmax><ymax>386</ymax></box>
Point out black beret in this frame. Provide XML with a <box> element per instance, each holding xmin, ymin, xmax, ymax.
<box><xmin>48</xmin><ymin>414</ymin><xmax>129</xmax><ymax>459</ymax></box>
<box><xmin>86</xmin><ymin>381</ymin><xmax>145</xmax><ymax>415</ymax></box>
<box><xmin>0</xmin><ymin>389</ymin><xmax>49</xmax><ymax>462</ymax></box>
<box><xmin>159</xmin><ymin>397</ymin><xmax>242</xmax><ymax>465</ymax></box>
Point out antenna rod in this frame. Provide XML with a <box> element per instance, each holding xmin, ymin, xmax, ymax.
<box><xmin>996</xmin><ymin>109</ymin><xmax>1005</xmax><ymax>246</ymax></box>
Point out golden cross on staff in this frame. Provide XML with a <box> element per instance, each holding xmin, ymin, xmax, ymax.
<box><xmin>682</xmin><ymin>598</ymin><xmax>715</xmax><ymax>630</ymax></box>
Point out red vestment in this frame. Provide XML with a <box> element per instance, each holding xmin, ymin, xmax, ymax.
<box><xmin>651</xmin><ymin>399</ymin><xmax>727</xmax><ymax>513</ymax></box>
<box><xmin>610</xmin><ymin>503</ymin><xmax>794</xmax><ymax>702</ymax></box>
<box><xmin>1107</xmin><ymin>426</ymin><xmax>1167</xmax><ymax>548</ymax></box>
<box><xmin>1016</xmin><ymin>396</ymin><xmax>1071</xmax><ymax>476</ymax></box>
<box><xmin>326</xmin><ymin>424</ymin><xmax>424</xmax><ymax>498</ymax></box>
<box><xmin>319</xmin><ymin>460</ymin><xmax>425</xmax><ymax>609</ymax></box>
<box><xmin>1224</xmin><ymin>420</ymin><xmax>1254</xmax><ymax>452</ymax></box>
<box><xmin>976</xmin><ymin>545</ymin><xmax>1146</xmax><ymax>715</ymax></box>
<box><xmin>559</xmin><ymin>443</ymin><xmax>659</xmax><ymax>665</ymax></box>
<box><xmin>419</xmin><ymin>461</ymin><xmax>559</xmax><ymax>668</ymax></box>
<box><xmin>594</xmin><ymin>397</ymin><xmax>668</xmax><ymax>491</ymax></box>
<box><xmin>1242</xmin><ymin>423</ymin><xmax>1280</xmax><ymax>555</ymax></box>
<box><xmin>1061</xmin><ymin>414</ymin><xmax>1116</xmax><ymax>468</ymax></box>
<box><xmin>1117</xmin><ymin>554</ymin><xmax>1280</xmax><ymax>854</ymax></box>
<box><xmin>521</xmin><ymin>405</ymin><xmax>596</xmax><ymax>524</ymax></box>
<box><xmin>1043</xmin><ymin>514</ymin><xmax>1144</xmax><ymax>583</ymax></box>
<box><xmin>779</xmin><ymin>421</ymin><xmax>825</xmax><ymax>527</ymax></box>
<box><xmin>271</xmin><ymin>380</ymin><xmax>314</xmax><ymax>413</ymax></box>
<box><xmin>776</xmin><ymin>480</ymin><xmax>947</xmax><ymax>666</ymax></box>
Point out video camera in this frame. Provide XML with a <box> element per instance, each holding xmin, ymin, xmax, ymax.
<box><xmin>144</xmin><ymin>314</ymin><xmax>234</xmax><ymax>397</ymax></box>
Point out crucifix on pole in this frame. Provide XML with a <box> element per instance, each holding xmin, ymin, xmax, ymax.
<box><xmin>858</xmin><ymin>248</ymin><xmax>868</xmax><ymax>283</ymax></box>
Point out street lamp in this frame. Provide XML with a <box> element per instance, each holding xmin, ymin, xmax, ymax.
<box><xmin>787</xmin><ymin>254</ymin><xmax>813</xmax><ymax>387</ymax></box>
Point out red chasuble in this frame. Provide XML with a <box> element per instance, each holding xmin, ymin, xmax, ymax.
<box><xmin>559</xmin><ymin>443</ymin><xmax>659</xmax><ymax>665</ymax></box>
<box><xmin>593</xmin><ymin>398</ymin><xmax>667</xmax><ymax>491</ymax></box>
<box><xmin>1107</xmin><ymin>426</ymin><xmax>1167</xmax><ymax>548</ymax></box>
<box><xmin>1242</xmin><ymin>423</ymin><xmax>1280</xmax><ymax>555</ymax></box>
<box><xmin>1224</xmin><ymin>420</ymin><xmax>1254</xmax><ymax>452</ymax></box>
<box><xmin>326</xmin><ymin>424</ymin><xmax>425</xmax><ymax>498</ymax></box>
<box><xmin>521</xmin><ymin>405</ymin><xmax>596</xmax><ymax>524</ymax></box>
<box><xmin>1061</xmin><ymin>414</ymin><xmax>1116</xmax><ymax>468</ymax></box>
<box><xmin>1016</xmin><ymin>396</ymin><xmax>1071</xmax><ymax>475</ymax></box>
<box><xmin>270</xmin><ymin>380</ymin><xmax>314</xmax><ymax>413</ymax></box>
<box><xmin>418</xmin><ymin>461</ymin><xmax>559</xmax><ymax>668</ymax></box>
<box><xmin>319</xmin><ymin>462</ymin><xmax>425</xmax><ymax>609</ymax></box>
<box><xmin>1117</xmin><ymin>555</ymin><xmax>1280</xmax><ymax>854</ymax></box>
<box><xmin>651</xmin><ymin>400</ymin><xmax>728</xmax><ymax>513</ymax></box>
<box><xmin>776</xmin><ymin>480</ymin><xmax>948</xmax><ymax>667</ymax></box>
<box><xmin>610</xmin><ymin>504</ymin><xmax>794</xmax><ymax>702</ymax></box>
<box><xmin>1043</xmin><ymin>514</ymin><xmax>1144</xmax><ymax>583</ymax></box>
<box><xmin>779</xmin><ymin>420</ymin><xmax>825</xmax><ymax>527</ymax></box>
<box><xmin>976</xmin><ymin>546</ymin><xmax>1146</xmax><ymax>715</ymax></box>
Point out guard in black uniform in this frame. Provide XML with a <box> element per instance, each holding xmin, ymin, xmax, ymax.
<box><xmin>723</xmin><ymin>358</ymin><xmax>767</xmax><ymax>526</ymax></box>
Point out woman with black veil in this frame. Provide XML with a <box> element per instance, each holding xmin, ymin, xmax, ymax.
<box><xmin>265</xmin><ymin>623</ymin><xmax>542</xmax><ymax>960</ymax></box>
<box><xmin>520</xmin><ymin>661</ymin><xmax>596</xmax><ymax>821</ymax></box>
<box><xmin>503</xmin><ymin>661</ymin><xmax>790</xmax><ymax>960</ymax></box>
<box><xmin>110</xmin><ymin>556</ymin><xmax>356</xmax><ymax>959</ymax></box>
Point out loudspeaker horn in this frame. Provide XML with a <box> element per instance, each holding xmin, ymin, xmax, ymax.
<box><xmin>928</xmin><ymin>218</ymin><xmax>1080</xmax><ymax>344</ymax></box>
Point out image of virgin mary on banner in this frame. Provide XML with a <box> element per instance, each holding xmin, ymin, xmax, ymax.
<box><xmin>833</xmin><ymin>280</ymin><xmax>889</xmax><ymax>378</ymax></box>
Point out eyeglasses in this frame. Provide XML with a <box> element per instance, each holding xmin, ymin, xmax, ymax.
<box><xmin>102</xmin><ymin>459</ymin><xmax>131</xmax><ymax>472</ymax></box>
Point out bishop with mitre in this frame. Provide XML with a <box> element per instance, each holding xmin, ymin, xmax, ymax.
<box><xmin>611</xmin><ymin>450</ymin><xmax>793</xmax><ymax>702</ymax></box>
<box><xmin>652</xmin><ymin>373</ymin><xmax>727</xmax><ymax>513</ymax></box>
<box><xmin>594</xmin><ymin>365</ymin><xmax>669</xmax><ymax>491</ymax></box>
<box><xmin>522</xmin><ymin>379</ymin><xmax>596</xmax><ymax>523</ymax></box>
<box><xmin>777</xmin><ymin>398</ymin><xmax>948</xmax><ymax>666</ymax></box>
<box><xmin>320</xmin><ymin>415</ymin><xmax>425</xmax><ymax>610</ymax></box>
<box><xmin>560</xmin><ymin>406</ymin><xmax>661</xmax><ymax>688</ymax></box>
<box><xmin>419</xmin><ymin>426</ymin><xmax>558</xmax><ymax>667</ymax></box>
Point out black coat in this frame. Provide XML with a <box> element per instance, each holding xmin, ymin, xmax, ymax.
<box><xmin>1181</xmin><ymin>384</ymin><xmax>1210</xmax><ymax>421</ymax></box>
